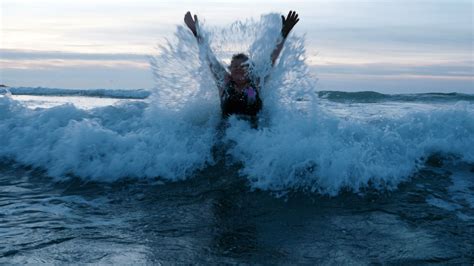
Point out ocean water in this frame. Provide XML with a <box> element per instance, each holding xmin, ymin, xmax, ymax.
<box><xmin>1</xmin><ymin>13</ymin><xmax>473</xmax><ymax>263</ymax></box>
<box><xmin>1</xmin><ymin>91</ymin><xmax>473</xmax><ymax>264</ymax></box>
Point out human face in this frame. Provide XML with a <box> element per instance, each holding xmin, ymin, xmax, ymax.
<box><xmin>229</xmin><ymin>58</ymin><xmax>249</xmax><ymax>85</ymax></box>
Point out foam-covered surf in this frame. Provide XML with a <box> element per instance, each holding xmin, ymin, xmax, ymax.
<box><xmin>0</xmin><ymin>96</ymin><xmax>216</xmax><ymax>181</ymax></box>
<box><xmin>1</xmin><ymin>14</ymin><xmax>473</xmax><ymax>196</ymax></box>
<box><xmin>224</xmin><ymin>102</ymin><xmax>474</xmax><ymax>195</ymax></box>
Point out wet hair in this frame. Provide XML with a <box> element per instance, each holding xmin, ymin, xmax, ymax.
<box><xmin>231</xmin><ymin>53</ymin><xmax>249</xmax><ymax>63</ymax></box>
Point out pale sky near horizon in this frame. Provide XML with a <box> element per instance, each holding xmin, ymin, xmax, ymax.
<box><xmin>1</xmin><ymin>0</ymin><xmax>473</xmax><ymax>93</ymax></box>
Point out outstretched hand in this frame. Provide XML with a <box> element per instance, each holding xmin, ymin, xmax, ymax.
<box><xmin>184</xmin><ymin>11</ymin><xmax>199</xmax><ymax>37</ymax></box>
<box><xmin>281</xmin><ymin>10</ymin><xmax>299</xmax><ymax>38</ymax></box>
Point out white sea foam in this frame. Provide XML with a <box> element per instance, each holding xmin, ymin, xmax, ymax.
<box><xmin>225</xmin><ymin>100</ymin><xmax>474</xmax><ymax>195</ymax></box>
<box><xmin>1</xmin><ymin>14</ymin><xmax>473</xmax><ymax>195</ymax></box>
<box><xmin>0</xmin><ymin>96</ymin><xmax>216</xmax><ymax>181</ymax></box>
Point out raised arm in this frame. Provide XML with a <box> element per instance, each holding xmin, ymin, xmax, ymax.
<box><xmin>184</xmin><ymin>12</ymin><xmax>227</xmax><ymax>86</ymax></box>
<box><xmin>271</xmin><ymin>11</ymin><xmax>299</xmax><ymax>65</ymax></box>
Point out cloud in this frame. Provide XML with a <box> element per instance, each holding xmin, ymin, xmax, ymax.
<box><xmin>305</xmin><ymin>26</ymin><xmax>472</xmax><ymax>48</ymax></box>
<box><xmin>0</xmin><ymin>64</ymin><xmax>154</xmax><ymax>90</ymax></box>
<box><xmin>310</xmin><ymin>61</ymin><xmax>474</xmax><ymax>79</ymax></box>
<box><xmin>315</xmin><ymin>74</ymin><xmax>474</xmax><ymax>94</ymax></box>
<box><xmin>0</xmin><ymin>49</ymin><xmax>149</xmax><ymax>61</ymax></box>
<box><xmin>310</xmin><ymin>61</ymin><xmax>474</xmax><ymax>93</ymax></box>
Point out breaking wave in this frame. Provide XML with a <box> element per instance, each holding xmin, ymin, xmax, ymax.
<box><xmin>1</xmin><ymin>13</ymin><xmax>473</xmax><ymax>196</ymax></box>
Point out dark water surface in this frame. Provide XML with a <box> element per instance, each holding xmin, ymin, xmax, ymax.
<box><xmin>1</xmin><ymin>160</ymin><xmax>473</xmax><ymax>264</ymax></box>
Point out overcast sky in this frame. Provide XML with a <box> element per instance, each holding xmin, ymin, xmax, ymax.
<box><xmin>1</xmin><ymin>0</ymin><xmax>473</xmax><ymax>93</ymax></box>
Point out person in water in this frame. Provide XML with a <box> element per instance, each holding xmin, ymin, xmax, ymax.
<box><xmin>184</xmin><ymin>11</ymin><xmax>299</xmax><ymax>119</ymax></box>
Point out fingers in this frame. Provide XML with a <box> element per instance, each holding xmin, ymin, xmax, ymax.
<box><xmin>184</xmin><ymin>11</ymin><xmax>196</xmax><ymax>22</ymax></box>
<box><xmin>285</xmin><ymin>10</ymin><xmax>299</xmax><ymax>23</ymax></box>
<box><xmin>184</xmin><ymin>11</ymin><xmax>191</xmax><ymax>24</ymax></box>
<box><xmin>184</xmin><ymin>11</ymin><xmax>198</xmax><ymax>36</ymax></box>
<box><xmin>281</xmin><ymin>10</ymin><xmax>299</xmax><ymax>37</ymax></box>
<box><xmin>185</xmin><ymin>11</ymin><xmax>192</xmax><ymax>20</ymax></box>
<box><xmin>290</xmin><ymin>11</ymin><xmax>298</xmax><ymax>21</ymax></box>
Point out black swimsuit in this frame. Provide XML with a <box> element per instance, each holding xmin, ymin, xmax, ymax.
<box><xmin>220</xmin><ymin>80</ymin><xmax>262</xmax><ymax>118</ymax></box>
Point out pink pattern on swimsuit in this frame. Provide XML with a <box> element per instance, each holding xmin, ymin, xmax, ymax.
<box><xmin>244</xmin><ymin>87</ymin><xmax>256</xmax><ymax>103</ymax></box>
